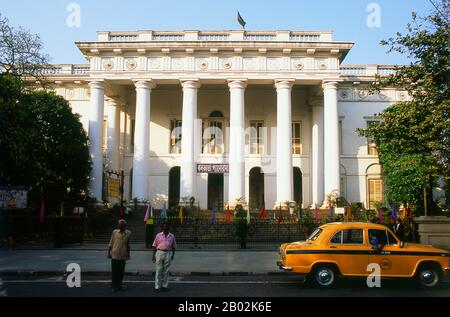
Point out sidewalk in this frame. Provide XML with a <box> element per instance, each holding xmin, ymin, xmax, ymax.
<box><xmin>0</xmin><ymin>249</ymin><xmax>281</xmax><ymax>276</ymax></box>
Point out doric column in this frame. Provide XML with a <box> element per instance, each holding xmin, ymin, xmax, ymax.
<box><xmin>275</xmin><ymin>79</ymin><xmax>295</xmax><ymax>205</ymax></box>
<box><xmin>228</xmin><ymin>79</ymin><xmax>247</xmax><ymax>203</ymax></box>
<box><xmin>132</xmin><ymin>80</ymin><xmax>156</xmax><ymax>201</ymax></box>
<box><xmin>180</xmin><ymin>79</ymin><xmax>201</xmax><ymax>199</ymax></box>
<box><xmin>88</xmin><ymin>81</ymin><xmax>105</xmax><ymax>203</ymax></box>
<box><xmin>323</xmin><ymin>81</ymin><xmax>340</xmax><ymax>198</ymax></box>
<box><xmin>310</xmin><ymin>98</ymin><xmax>324</xmax><ymax>206</ymax></box>
<box><xmin>106</xmin><ymin>98</ymin><xmax>121</xmax><ymax>172</ymax></box>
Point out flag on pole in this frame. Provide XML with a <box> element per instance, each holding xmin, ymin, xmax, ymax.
<box><xmin>212</xmin><ymin>207</ymin><xmax>216</xmax><ymax>225</ymax></box>
<box><xmin>161</xmin><ymin>206</ymin><xmax>168</xmax><ymax>220</ymax></box>
<box><xmin>259</xmin><ymin>204</ymin><xmax>267</xmax><ymax>220</ymax></box>
<box><xmin>225</xmin><ymin>205</ymin><xmax>231</xmax><ymax>224</ymax></box>
<box><xmin>246</xmin><ymin>208</ymin><xmax>251</xmax><ymax>225</ymax></box>
<box><xmin>144</xmin><ymin>204</ymin><xmax>150</xmax><ymax>223</ymax></box>
<box><xmin>179</xmin><ymin>206</ymin><xmax>184</xmax><ymax>225</ymax></box>
<box><xmin>237</xmin><ymin>11</ymin><xmax>246</xmax><ymax>29</ymax></box>
<box><xmin>76</xmin><ymin>207</ymin><xmax>81</xmax><ymax>221</ymax></box>
<box><xmin>60</xmin><ymin>201</ymin><xmax>64</xmax><ymax>217</ymax></box>
<box><xmin>391</xmin><ymin>205</ymin><xmax>397</xmax><ymax>218</ymax></box>
<box><xmin>39</xmin><ymin>197</ymin><xmax>45</xmax><ymax>224</ymax></box>
<box><xmin>378</xmin><ymin>207</ymin><xmax>383</xmax><ymax>224</ymax></box>
<box><xmin>409</xmin><ymin>207</ymin><xmax>413</xmax><ymax>222</ymax></box>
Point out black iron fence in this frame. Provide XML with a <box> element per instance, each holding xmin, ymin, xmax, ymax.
<box><xmin>0</xmin><ymin>215</ymin><xmax>84</xmax><ymax>247</ymax></box>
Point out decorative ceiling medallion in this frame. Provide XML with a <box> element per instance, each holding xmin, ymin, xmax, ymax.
<box><xmin>319</xmin><ymin>62</ymin><xmax>327</xmax><ymax>70</ymax></box>
<box><xmin>358</xmin><ymin>90</ymin><xmax>369</xmax><ymax>99</ymax></box>
<box><xmin>222</xmin><ymin>59</ymin><xmax>232</xmax><ymax>69</ymax></box>
<box><xmin>198</xmin><ymin>60</ymin><xmax>208</xmax><ymax>70</ymax></box>
<box><xmin>103</xmin><ymin>59</ymin><xmax>114</xmax><ymax>70</ymax></box>
<box><xmin>294</xmin><ymin>63</ymin><xmax>304</xmax><ymax>70</ymax></box>
<box><xmin>66</xmin><ymin>89</ymin><xmax>75</xmax><ymax>99</ymax></box>
<box><xmin>340</xmin><ymin>89</ymin><xmax>350</xmax><ymax>99</ymax></box>
<box><xmin>126</xmin><ymin>59</ymin><xmax>137</xmax><ymax>70</ymax></box>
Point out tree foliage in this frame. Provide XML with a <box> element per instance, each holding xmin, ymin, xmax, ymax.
<box><xmin>0</xmin><ymin>13</ymin><xmax>51</xmax><ymax>84</ymax></box>
<box><xmin>0</xmin><ymin>13</ymin><xmax>91</xmax><ymax>211</ymax></box>
<box><xmin>359</xmin><ymin>1</ymin><xmax>449</xmax><ymax>210</ymax></box>
<box><xmin>0</xmin><ymin>75</ymin><xmax>91</xmax><ymax>211</ymax></box>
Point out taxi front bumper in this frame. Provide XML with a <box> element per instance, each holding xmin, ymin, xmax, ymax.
<box><xmin>277</xmin><ymin>260</ymin><xmax>293</xmax><ymax>271</ymax></box>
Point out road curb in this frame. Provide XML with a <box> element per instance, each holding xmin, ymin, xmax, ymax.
<box><xmin>0</xmin><ymin>270</ymin><xmax>290</xmax><ymax>278</ymax></box>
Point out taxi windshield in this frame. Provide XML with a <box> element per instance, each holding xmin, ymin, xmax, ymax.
<box><xmin>307</xmin><ymin>228</ymin><xmax>323</xmax><ymax>241</ymax></box>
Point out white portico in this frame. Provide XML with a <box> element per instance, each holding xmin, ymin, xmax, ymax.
<box><xmin>45</xmin><ymin>30</ymin><xmax>406</xmax><ymax>210</ymax></box>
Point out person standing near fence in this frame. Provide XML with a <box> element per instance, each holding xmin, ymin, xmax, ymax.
<box><xmin>108</xmin><ymin>219</ymin><xmax>131</xmax><ymax>292</ymax></box>
<box><xmin>152</xmin><ymin>222</ymin><xmax>177</xmax><ymax>293</ymax></box>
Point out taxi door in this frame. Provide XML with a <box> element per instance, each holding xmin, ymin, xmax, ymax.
<box><xmin>327</xmin><ymin>228</ymin><xmax>371</xmax><ymax>276</ymax></box>
<box><xmin>368</xmin><ymin>229</ymin><xmax>411</xmax><ymax>277</ymax></box>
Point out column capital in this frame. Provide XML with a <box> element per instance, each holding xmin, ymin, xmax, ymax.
<box><xmin>88</xmin><ymin>80</ymin><xmax>104</xmax><ymax>90</ymax></box>
<box><xmin>274</xmin><ymin>79</ymin><xmax>295</xmax><ymax>90</ymax></box>
<box><xmin>227</xmin><ymin>79</ymin><xmax>248</xmax><ymax>90</ymax></box>
<box><xmin>322</xmin><ymin>80</ymin><xmax>340</xmax><ymax>90</ymax></box>
<box><xmin>180</xmin><ymin>79</ymin><xmax>201</xmax><ymax>89</ymax></box>
<box><xmin>133</xmin><ymin>80</ymin><xmax>156</xmax><ymax>90</ymax></box>
<box><xmin>309</xmin><ymin>96</ymin><xmax>324</xmax><ymax>108</ymax></box>
<box><xmin>105</xmin><ymin>97</ymin><xmax>120</xmax><ymax>106</ymax></box>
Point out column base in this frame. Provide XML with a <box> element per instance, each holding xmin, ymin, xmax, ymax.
<box><xmin>227</xmin><ymin>198</ymin><xmax>248</xmax><ymax>211</ymax></box>
<box><xmin>273</xmin><ymin>201</ymin><xmax>296</xmax><ymax>211</ymax></box>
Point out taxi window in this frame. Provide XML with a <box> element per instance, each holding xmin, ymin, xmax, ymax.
<box><xmin>308</xmin><ymin>228</ymin><xmax>323</xmax><ymax>241</ymax></box>
<box><xmin>342</xmin><ymin>229</ymin><xmax>364</xmax><ymax>244</ymax></box>
<box><xmin>387</xmin><ymin>231</ymin><xmax>398</xmax><ymax>245</ymax></box>
<box><xmin>330</xmin><ymin>231</ymin><xmax>343</xmax><ymax>244</ymax></box>
<box><xmin>330</xmin><ymin>229</ymin><xmax>364</xmax><ymax>244</ymax></box>
<box><xmin>369</xmin><ymin>229</ymin><xmax>389</xmax><ymax>245</ymax></box>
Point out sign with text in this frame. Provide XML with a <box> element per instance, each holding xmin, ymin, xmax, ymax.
<box><xmin>108</xmin><ymin>178</ymin><xmax>120</xmax><ymax>198</ymax></box>
<box><xmin>197</xmin><ymin>164</ymin><xmax>229</xmax><ymax>174</ymax></box>
<box><xmin>0</xmin><ymin>187</ymin><xmax>28</xmax><ymax>209</ymax></box>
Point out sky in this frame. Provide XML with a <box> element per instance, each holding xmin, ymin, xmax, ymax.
<box><xmin>0</xmin><ymin>0</ymin><xmax>436</xmax><ymax>65</ymax></box>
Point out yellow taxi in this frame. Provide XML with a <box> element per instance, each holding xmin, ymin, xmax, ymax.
<box><xmin>277</xmin><ymin>222</ymin><xmax>449</xmax><ymax>288</ymax></box>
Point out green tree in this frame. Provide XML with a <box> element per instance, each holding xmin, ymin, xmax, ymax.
<box><xmin>0</xmin><ymin>75</ymin><xmax>91</xmax><ymax>211</ymax></box>
<box><xmin>359</xmin><ymin>1</ymin><xmax>449</xmax><ymax>213</ymax></box>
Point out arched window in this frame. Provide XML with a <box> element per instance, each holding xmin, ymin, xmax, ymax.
<box><xmin>293</xmin><ymin>167</ymin><xmax>303</xmax><ymax>206</ymax></box>
<box><xmin>366</xmin><ymin>164</ymin><xmax>383</xmax><ymax>210</ymax></box>
<box><xmin>168</xmin><ymin>167</ymin><xmax>181</xmax><ymax>208</ymax></box>
<box><xmin>203</xmin><ymin>110</ymin><xmax>225</xmax><ymax>154</ymax></box>
<box><xmin>209</xmin><ymin>111</ymin><xmax>224</xmax><ymax>118</ymax></box>
<box><xmin>249</xmin><ymin>167</ymin><xmax>265</xmax><ymax>210</ymax></box>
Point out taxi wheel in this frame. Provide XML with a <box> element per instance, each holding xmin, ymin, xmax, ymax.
<box><xmin>416</xmin><ymin>265</ymin><xmax>442</xmax><ymax>288</ymax></box>
<box><xmin>312</xmin><ymin>265</ymin><xmax>338</xmax><ymax>288</ymax></box>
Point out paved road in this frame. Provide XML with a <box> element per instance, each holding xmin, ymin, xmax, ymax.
<box><xmin>1</xmin><ymin>275</ymin><xmax>449</xmax><ymax>297</ymax></box>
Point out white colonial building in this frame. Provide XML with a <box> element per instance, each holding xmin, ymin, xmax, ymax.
<box><xmin>43</xmin><ymin>29</ymin><xmax>408</xmax><ymax>211</ymax></box>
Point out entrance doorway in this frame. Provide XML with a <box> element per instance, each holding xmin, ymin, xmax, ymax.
<box><xmin>168</xmin><ymin>166</ymin><xmax>180</xmax><ymax>209</ymax></box>
<box><xmin>208</xmin><ymin>173</ymin><xmax>224</xmax><ymax>210</ymax></box>
<box><xmin>249</xmin><ymin>167</ymin><xmax>265</xmax><ymax>210</ymax></box>
<box><xmin>293</xmin><ymin>167</ymin><xmax>303</xmax><ymax>206</ymax></box>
